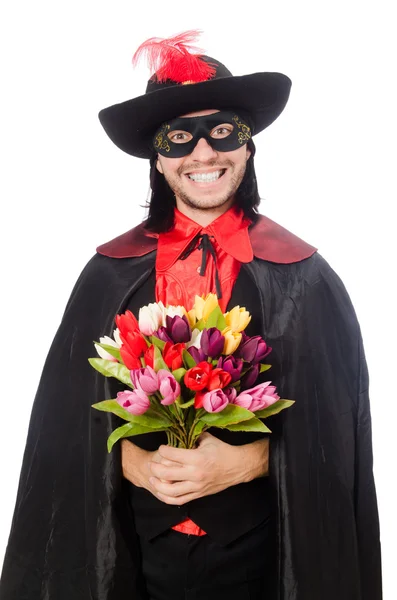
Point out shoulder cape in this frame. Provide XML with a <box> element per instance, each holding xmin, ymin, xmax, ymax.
<box><xmin>0</xmin><ymin>220</ymin><xmax>381</xmax><ymax>599</ymax></box>
<box><xmin>96</xmin><ymin>214</ymin><xmax>317</xmax><ymax>263</ymax></box>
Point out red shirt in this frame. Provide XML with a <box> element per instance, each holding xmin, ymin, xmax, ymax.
<box><xmin>155</xmin><ymin>206</ymin><xmax>253</xmax><ymax>535</ymax></box>
<box><xmin>156</xmin><ymin>206</ymin><xmax>253</xmax><ymax>312</ymax></box>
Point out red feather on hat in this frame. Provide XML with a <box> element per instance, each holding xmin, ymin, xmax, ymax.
<box><xmin>132</xmin><ymin>30</ymin><xmax>216</xmax><ymax>84</ymax></box>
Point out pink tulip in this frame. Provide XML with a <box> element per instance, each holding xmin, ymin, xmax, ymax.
<box><xmin>202</xmin><ymin>389</ymin><xmax>229</xmax><ymax>413</ymax></box>
<box><xmin>234</xmin><ymin>381</ymin><xmax>280</xmax><ymax>412</ymax></box>
<box><xmin>117</xmin><ymin>389</ymin><xmax>150</xmax><ymax>415</ymax></box>
<box><xmin>223</xmin><ymin>386</ymin><xmax>237</xmax><ymax>403</ymax></box>
<box><xmin>130</xmin><ymin>366</ymin><xmax>159</xmax><ymax>394</ymax></box>
<box><xmin>157</xmin><ymin>370</ymin><xmax>181</xmax><ymax>405</ymax></box>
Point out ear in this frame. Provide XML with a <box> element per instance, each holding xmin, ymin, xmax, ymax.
<box><xmin>156</xmin><ymin>157</ymin><xmax>164</xmax><ymax>174</ymax></box>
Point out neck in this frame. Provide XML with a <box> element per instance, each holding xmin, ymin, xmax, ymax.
<box><xmin>174</xmin><ymin>196</ymin><xmax>235</xmax><ymax>227</ymax></box>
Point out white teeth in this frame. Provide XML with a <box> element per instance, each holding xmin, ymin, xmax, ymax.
<box><xmin>188</xmin><ymin>170</ymin><xmax>223</xmax><ymax>182</ymax></box>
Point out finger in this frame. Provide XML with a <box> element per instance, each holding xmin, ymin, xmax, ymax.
<box><xmin>197</xmin><ymin>432</ymin><xmax>217</xmax><ymax>445</ymax></box>
<box><xmin>150</xmin><ymin>477</ymin><xmax>198</xmax><ymax>498</ymax></box>
<box><xmin>158</xmin><ymin>444</ymin><xmax>200</xmax><ymax>465</ymax></box>
<box><xmin>149</xmin><ymin>461</ymin><xmax>191</xmax><ymax>482</ymax></box>
<box><xmin>151</xmin><ymin>454</ymin><xmax>180</xmax><ymax>467</ymax></box>
<box><xmin>155</xmin><ymin>490</ymin><xmax>201</xmax><ymax>506</ymax></box>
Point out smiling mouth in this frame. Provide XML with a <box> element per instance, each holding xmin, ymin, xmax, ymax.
<box><xmin>186</xmin><ymin>169</ymin><xmax>226</xmax><ymax>183</ymax></box>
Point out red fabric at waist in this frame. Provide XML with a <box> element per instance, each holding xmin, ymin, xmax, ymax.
<box><xmin>171</xmin><ymin>517</ymin><xmax>207</xmax><ymax>536</ymax></box>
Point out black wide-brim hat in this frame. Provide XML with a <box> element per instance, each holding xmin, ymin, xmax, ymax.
<box><xmin>98</xmin><ymin>55</ymin><xmax>291</xmax><ymax>159</ymax></box>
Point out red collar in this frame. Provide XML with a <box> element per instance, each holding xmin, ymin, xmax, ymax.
<box><xmin>97</xmin><ymin>212</ymin><xmax>317</xmax><ymax>264</ymax></box>
<box><xmin>156</xmin><ymin>208</ymin><xmax>253</xmax><ymax>271</ymax></box>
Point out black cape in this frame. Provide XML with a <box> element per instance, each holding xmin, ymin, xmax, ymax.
<box><xmin>0</xmin><ymin>224</ymin><xmax>382</xmax><ymax>599</ymax></box>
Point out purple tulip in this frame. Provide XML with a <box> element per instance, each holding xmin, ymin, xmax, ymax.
<box><xmin>202</xmin><ymin>389</ymin><xmax>229</xmax><ymax>413</ymax></box>
<box><xmin>117</xmin><ymin>389</ymin><xmax>150</xmax><ymax>415</ymax></box>
<box><xmin>235</xmin><ymin>333</ymin><xmax>272</xmax><ymax>364</ymax></box>
<box><xmin>154</xmin><ymin>327</ymin><xmax>173</xmax><ymax>343</ymax></box>
<box><xmin>130</xmin><ymin>366</ymin><xmax>159</xmax><ymax>394</ymax></box>
<box><xmin>165</xmin><ymin>315</ymin><xmax>191</xmax><ymax>343</ymax></box>
<box><xmin>188</xmin><ymin>346</ymin><xmax>206</xmax><ymax>363</ymax></box>
<box><xmin>201</xmin><ymin>327</ymin><xmax>225</xmax><ymax>358</ymax></box>
<box><xmin>240</xmin><ymin>364</ymin><xmax>260</xmax><ymax>390</ymax></box>
<box><xmin>157</xmin><ymin>370</ymin><xmax>181</xmax><ymax>405</ymax></box>
<box><xmin>217</xmin><ymin>356</ymin><xmax>244</xmax><ymax>383</ymax></box>
<box><xmin>234</xmin><ymin>381</ymin><xmax>280</xmax><ymax>412</ymax></box>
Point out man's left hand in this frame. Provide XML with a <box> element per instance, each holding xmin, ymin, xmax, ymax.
<box><xmin>148</xmin><ymin>433</ymin><xmax>269</xmax><ymax>505</ymax></box>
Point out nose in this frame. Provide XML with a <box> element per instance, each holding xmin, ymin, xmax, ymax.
<box><xmin>189</xmin><ymin>137</ymin><xmax>218</xmax><ymax>162</ymax></box>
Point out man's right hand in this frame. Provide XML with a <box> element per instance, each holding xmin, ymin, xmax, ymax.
<box><xmin>121</xmin><ymin>439</ymin><xmax>179</xmax><ymax>495</ymax></box>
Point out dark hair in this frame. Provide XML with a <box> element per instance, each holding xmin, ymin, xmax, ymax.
<box><xmin>144</xmin><ymin>139</ymin><xmax>260</xmax><ymax>233</ymax></box>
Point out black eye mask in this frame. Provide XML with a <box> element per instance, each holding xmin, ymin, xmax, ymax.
<box><xmin>152</xmin><ymin>111</ymin><xmax>252</xmax><ymax>158</ymax></box>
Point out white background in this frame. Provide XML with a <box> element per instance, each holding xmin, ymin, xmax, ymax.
<box><xmin>0</xmin><ymin>0</ymin><xmax>395</xmax><ymax>596</ymax></box>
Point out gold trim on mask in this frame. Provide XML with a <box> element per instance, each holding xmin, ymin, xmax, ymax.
<box><xmin>232</xmin><ymin>115</ymin><xmax>252</xmax><ymax>144</ymax></box>
<box><xmin>154</xmin><ymin>123</ymin><xmax>171</xmax><ymax>152</ymax></box>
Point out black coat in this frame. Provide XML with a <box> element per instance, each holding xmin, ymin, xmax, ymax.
<box><xmin>0</xmin><ymin>217</ymin><xmax>382</xmax><ymax>599</ymax></box>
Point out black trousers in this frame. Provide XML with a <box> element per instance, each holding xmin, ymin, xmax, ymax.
<box><xmin>138</xmin><ymin>518</ymin><xmax>276</xmax><ymax>600</ymax></box>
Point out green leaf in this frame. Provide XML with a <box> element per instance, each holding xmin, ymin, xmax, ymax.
<box><xmin>106</xmin><ymin>422</ymin><xmax>170</xmax><ymax>452</ymax></box>
<box><xmin>172</xmin><ymin>368</ymin><xmax>187</xmax><ymax>383</ymax></box>
<box><xmin>92</xmin><ymin>400</ymin><xmax>172</xmax><ymax>428</ymax></box>
<box><xmin>204</xmin><ymin>305</ymin><xmax>226</xmax><ymax>331</ymax></box>
<box><xmin>153</xmin><ymin>345</ymin><xmax>169</xmax><ymax>372</ymax></box>
<box><xmin>199</xmin><ymin>404</ymin><xmax>254</xmax><ymax>427</ymax></box>
<box><xmin>94</xmin><ymin>342</ymin><xmax>122</xmax><ymax>362</ymax></box>
<box><xmin>88</xmin><ymin>358</ymin><xmax>133</xmax><ymax>387</ymax></box>
<box><xmin>259</xmin><ymin>363</ymin><xmax>272</xmax><ymax>373</ymax></box>
<box><xmin>150</xmin><ymin>336</ymin><xmax>166</xmax><ymax>351</ymax></box>
<box><xmin>182</xmin><ymin>349</ymin><xmax>196</xmax><ymax>369</ymax></box>
<box><xmin>194</xmin><ymin>318</ymin><xmax>206</xmax><ymax>332</ymax></box>
<box><xmin>225</xmin><ymin>418</ymin><xmax>271</xmax><ymax>433</ymax></box>
<box><xmin>254</xmin><ymin>399</ymin><xmax>295</xmax><ymax>420</ymax></box>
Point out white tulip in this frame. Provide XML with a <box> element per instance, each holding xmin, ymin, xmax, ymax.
<box><xmin>186</xmin><ymin>328</ymin><xmax>203</xmax><ymax>349</ymax></box>
<box><xmin>163</xmin><ymin>304</ymin><xmax>186</xmax><ymax>325</ymax></box>
<box><xmin>139</xmin><ymin>302</ymin><xmax>164</xmax><ymax>335</ymax></box>
<box><xmin>113</xmin><ymin>329</ymin><xmax>122</xmax><ymax>347</ymax></box>
<box><xmin>94</xmin><ymin>344</ymin><xmax>117</xmax><ymax>361</ymax></box>
<box><xmin>100</xmin><ymin>335</ymin><xmax>120</xmax><ymax>348</ymax></box>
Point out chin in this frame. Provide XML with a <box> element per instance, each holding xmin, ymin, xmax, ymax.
<box><xmin>181</xmin><ymin>194</ymin><xmax>234</xmax><ymax>211</ymax></box>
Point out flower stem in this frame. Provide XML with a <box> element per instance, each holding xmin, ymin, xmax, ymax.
<box><xmin>167</xmin><ymin>428</ymin><xmax>187</xmax><ymax>448</ymax></box>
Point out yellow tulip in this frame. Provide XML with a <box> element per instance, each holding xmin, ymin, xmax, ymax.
<box><xmin>192</xmin><ymin>296</ymin><xmax>205</xmax><ymax>320</ymax></box>
<box><xmin>224</xmin><ymin>306</ymin><xmax>251</xmax><ymax>333</ymax></box>
<box><xmin>203</xmin><ymin>293</ymin><xmax>220</xmax><ymax>320</ymax></box>
<box><xmin>187</xmin><ymin>309</ymin><xmax>197</xmax><ymax>329</ymax></box>
<box><xmin>222</xmin><ymin>326</ymin><xmax>242</xmax><ymax>355</ymax></box>
<box><xmin>193</xmin><ymin>293</ymin><xmax>219</xmax><ymax>321</ymax></box>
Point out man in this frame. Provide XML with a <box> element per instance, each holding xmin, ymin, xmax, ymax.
<box><xmin>0</xmin><ymin>32</ymin><xmax>381</xmax><ymax>600</ymax></box>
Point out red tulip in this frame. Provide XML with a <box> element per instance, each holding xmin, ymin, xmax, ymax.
<box><xmin>115</xmin><ymin>310</ymin><xmax>139</xmax><ymax>338</ymax></box>
<box><xmin>163</xmin><ymin>343</ymin><xmax>185</xmax><ymax>370</ymax></box>
<box><xmin>143</xmin><ymin>345</ymin><xmax>155</xmax><ymax>368</ymax></box>
<box><xmin>207</xmin><ymin>368</ymin><xmax>232</xmax><ymax>391</ymax></box>
<box><xmin>184</xmin><ymin>362</ymin><xmax>213</xmax><ymax>391</ymax></box>
<box><xmin>194</xmin><ymin>390</ymin><xmax>206</xmax><ymax>409</ymax></box>
<box><xmin>120</xmin><ymin>346</ymin><xmax>141</xmax><ymax>370</ymax></box>
<box><xmin>121</xmin><ymin>329</ymin><xmax>146</xmax><ymax>353</ymax></box>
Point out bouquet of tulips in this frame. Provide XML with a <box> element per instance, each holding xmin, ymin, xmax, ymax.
<box><xmin>89</xmin><ymin>294</ymin><xmax>294</xmax><ymax>450</ymax></box>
